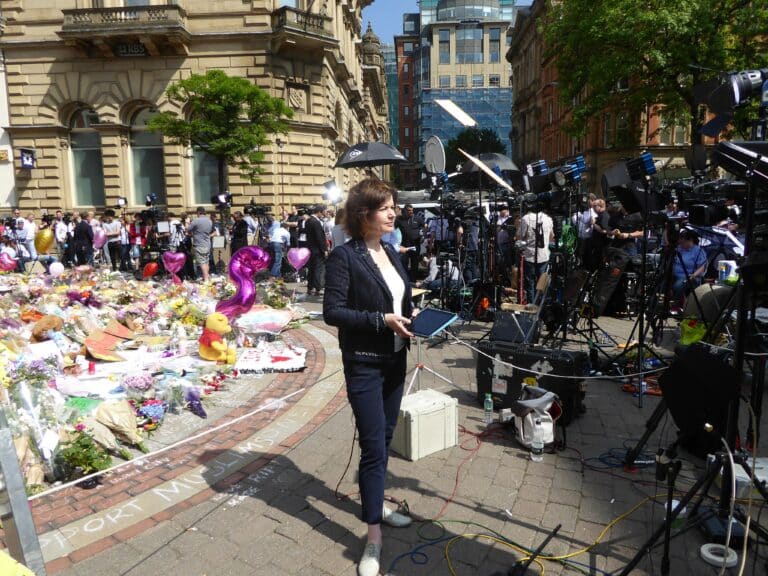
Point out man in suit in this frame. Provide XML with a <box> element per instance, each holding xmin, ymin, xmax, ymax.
<box><xmin>396</xmin><ymin>203</ymin><xmax>424</xmax><ymax>281</ymax></box>
<box><xmin>306</xmin><ymin>204</ymin><xmax>329</xmax><ymax>295</ymax></box>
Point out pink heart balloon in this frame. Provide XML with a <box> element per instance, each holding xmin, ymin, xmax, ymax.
<box><xmin>287</xmin><ymin>247</ymin><xmax>311</xmax><ymax>271</ymax></box>
<box><xmin>162</xmin><ymin>251</ymin><xmax>186</xmax><ymax>284</ymax></box>
<box><xmin>216</xmin><ymin>246</ymin><xmax>272</xmax><ymax>320</ymax></box>
<box><xmin>93</xmin><ymin>228</ymin><xmax>108</xmax><ymax>249</ymax></box>
<box><xmin>0</xmin><ymin>252</ymin><xmax>16</xmax><ymax>272</ymax></box>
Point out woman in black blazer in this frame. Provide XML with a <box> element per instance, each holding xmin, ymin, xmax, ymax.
<box><xmin>323</xmin><ymin>178</ymin><xmax>415</xmax><ymax>576</ymax></box>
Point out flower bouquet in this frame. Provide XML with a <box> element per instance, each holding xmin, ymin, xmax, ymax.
<box><xmin>121</xmin><ymin>372</ymin><xmax>155</xmax><ymax>400</ymax></box>
<box><xmin>57</xmin><ymin>424</ymin><xmax>113</xmax><ymax>484</ymax></box>
<box><xmin>135</xmin><ymin>398</ymin><xmax>167</xmax><ymax>432</ymax></box>
<box><xmin>94</xmin><ymin>400</ymin><xmax>149</xmax><ymax>453</ymax></box>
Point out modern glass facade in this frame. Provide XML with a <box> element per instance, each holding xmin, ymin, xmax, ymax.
<box><xmin>436</xmin><ymin>0</ymin><xmax>502</xmax><ymax>20</ymax></box>
<box><xmin>420</xmin><ymin>88</ymin><xmax>513</xmax><ymax>161</ymax></box>
<box><xmin>383</xmin><ymin>44</ymin><xmax>400</xmax><ymax>148</ymax></box>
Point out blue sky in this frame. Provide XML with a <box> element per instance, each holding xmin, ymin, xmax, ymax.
<box><xmin>362</xmin><ymin>0</ymin><xmax>419</xmax><ymax>46</ymax></box>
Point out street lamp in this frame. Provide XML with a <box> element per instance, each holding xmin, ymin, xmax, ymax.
<box><xmin>276</xmin><ymin>138</ymin><xmax>285</xmax><ymax>210</ymax></box>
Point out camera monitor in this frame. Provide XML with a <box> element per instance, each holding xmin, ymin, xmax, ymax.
<box><xmin>156</xmin><ymin>221</ymin><xmax>170</xmax><ymax>234</ymax></box>
<box><xmin>410</xmin><ymin>308</ymin><xmax>459</xmax><ymax>338</ymax></box>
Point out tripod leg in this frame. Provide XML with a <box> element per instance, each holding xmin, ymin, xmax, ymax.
<box><xmin>619</xmin><ymin>459</ymin><xmax>722</xmax><ymax>576</ymax></box>
<box><xmin>624</xmin><ymin>399</ymin><xmax>667</xmax><ymax>469</ymax></box>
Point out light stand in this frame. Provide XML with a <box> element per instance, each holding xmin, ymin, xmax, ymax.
<box><xmin>405</xmin><ymin>333</ymin><xmax>454</xmax><ymax>396</ymax></box>
<box><xmin>276</xmin><ymin>138</ymin><xmax>286</xmax><ymax>210</ymax></box>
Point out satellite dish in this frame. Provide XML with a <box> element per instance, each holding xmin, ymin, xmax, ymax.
<box><xmin>424</xmin><ymin>136</ymin><xmax>446</xmax><ymax>174</ymax></box>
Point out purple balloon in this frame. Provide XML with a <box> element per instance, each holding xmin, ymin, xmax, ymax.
<box><xmin>215</xmin><ymin>246</ymin><xmax>272</xmax><ymax>320</ymax></box>
<box><xmin>287</xmin><ymin>247</ymin><xmax>310</xmax><ymax>271</ymax></box>
<box><xmin>162</xmin><ymin>251</ymin><xmax>186</xmax><ymax>284</ymax></box>
<box><xmin>93</xmin><ymin>228</ymin><xmax>108</xmax><ymax>249</ymax></box>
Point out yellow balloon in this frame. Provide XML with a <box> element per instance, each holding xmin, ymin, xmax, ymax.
<box><xmin>34</xmin><ymin>229</ymin><xmax>54</xmax><ymax>254</ymax></box>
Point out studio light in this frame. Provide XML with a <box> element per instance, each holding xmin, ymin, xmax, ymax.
<box><xmin>526</xmin><ymin>160</ymin><xmax>549</xmax><ymax>178</ymax></box>
<box><xmin>116</xmin><ymin>197</ymin><xmax>128</xmax><ymax>208</ymax></box>
<box><xmin>434</xmin><ymin>99</ymin><xmax>477</xmax><ymax>127</ymax></box>
<box><xmin>145</xmin><ymin>193</ymin><xmax>158</xmax><ymax>207</ymax></box>
<box><xmin>211</xmin><ymin>193</ymin><xmax>233</xmax><ymax>207</ymax></box>
<box><xmin>626</xmin><ymin>152</ymin><xmax>657</xmax><ymax>181</ymax></box>
<box><xmin>322</xmin><ymin>179</ymin><xmax>342</xmax><ymax>204</ymax></box>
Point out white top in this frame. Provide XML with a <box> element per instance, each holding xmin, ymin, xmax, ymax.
<box><xmin>424</xmin><ymin>256</ymin><xmax>460</xmax><ymax>283</ymax></box>
<box><xmin>519</xmin><ymin>211</ymin><xmax>553</xmax><ymax>264</ymax></box>
<box><xmin>270</xmin><ymin>226</ymin><xmax>291</xmax><ymax>245</ymax></box>
<box><xmin>574</xmin><ymin>208</ymin><xmax>596</xmax><ymax>239</ymax></box>
<box><xmin>380</xmin><ymin>260</ymin><xmax>406</xmax><ymax>352</ymax></box>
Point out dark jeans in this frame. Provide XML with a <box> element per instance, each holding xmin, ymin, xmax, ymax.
<box><xmin>108</xmin><ymin>242</ymin><xmax>121</xmax><ymax>271</ymax></box>
<box><xmin>307</xmin><ymin>250</ymin><xmax>326</xmax><ymax>292</ymax></box>
<box><xmin>523</xmin><ymin>260</ymin><xmax>549</xmax><ymax>304</ymax></box>
<box><xmin>343</xmin><ymin>348</ymin><xmax>407</xmax><ymax>524</ymax></box>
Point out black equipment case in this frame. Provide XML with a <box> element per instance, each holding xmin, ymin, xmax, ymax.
<box><xmin>476</xmin><ymin>341</ymin><xmax>588</xmax><ymax>424</ymax></box>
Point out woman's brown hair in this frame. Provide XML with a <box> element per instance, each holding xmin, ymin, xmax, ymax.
<box><xmin>343</xmin><ymin>178</ymin><xmax>397</xmax><ymax>239</ymax></box>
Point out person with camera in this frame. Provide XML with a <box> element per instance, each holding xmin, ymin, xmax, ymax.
<box><xmin>229</xmin><ymin>211</ymin><xmax>249</xmax><ymax>257</ymax></box>
<box><xmin>323</xmin><ymin>179</ymin><xmax>414</xmax><ymax>576</ymax></box>
<box><xmin>671</xmin><ymin>228</ymin><xmax>708</xmax><ymax>309</ymax></box>
<box><xmin>188</xmin><ymin>207</ymin><xmax>214</xmax><ymax>282</ymax></box>
<box><xmin>517</xmin><ymin>203</ymin><xmax>554</xmax><ymax>304</ymax></box>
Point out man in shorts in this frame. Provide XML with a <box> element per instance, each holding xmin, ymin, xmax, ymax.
<box><xmin>188</xmin><ymin>206</ymin><xmax>214</xmax><ymax>282</ymax></box>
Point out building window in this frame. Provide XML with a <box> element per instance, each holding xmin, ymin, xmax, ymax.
<box><xmin>616</xmin><ymin>112</ymin><xmax>630</xmax><ymax>144</ymax></box>
<box><xmin>70</xmin><ymin>108</ymin><xmax>105</xmax><ymax>207</ymax></box>
<box><xmin>456</xmin><ymin>26</ymin><xmax>483</xmax><ymax>64</ymax></box>
<box><xmin>276</xmin><ymin>0</ymin><xmax>299</xmax><ymax>6</ymax></box>
<box><xmin>404</xmin><ymin>19</ymin><xmax>416</xmax><ymax>33</ymax></box>
<box><xmin>456</xmin><ymin>75</ymin><xmax>467</xmax><ymax>88</ymax></box>
<box><xmin>602</xmin><ymin>113</ymin><xmax>614</xmax><ymax>147</ymax></box>
<box><xmin>403</xmin><ymin>105</ymin><xmax>410</xmax><ymax>118</ymax></box>
<box><xmin>660</xmin><ymin>119</ymin><xmax>689</xmax><ymax>145</ymax></box>
<box><xmin>489</xmin><ymin>27</ymin><xmax>501</xmax><ymax>63</ymax></box>
<box><xmin>403</xmin><ymin>42</ymin><xmax>414</xmax><ymax>54</ymax></box>
<box><xmin>489</xmin><ymin>74</ymin><xmax>500</xmax><ymax>87</ymax></box>
<box><xmin>404</xmin><ymin>127</ymin><xmax>410</xmax><ymax>139</ymax></box>
<box><xmin>130</xmin><ymin>108</ymin><xmax>165</xmax><ymax>206</ymax></box>
<box><xmin>616</xmin><ymin>77</ymin><xmax>630</xmax><ymax>92</ymax></box>
<box><xmin>192</xmin><ymin>149</ymin><xmax>219</xmax><ymax>205</ymax></box>
<box><xmin>439</xmin><ymin>75</ymin><xmax>450</xmax><ymax>88</ymax></box>
<box><xmin>439</xmin><ymin>29</ymin><xmax>450</xmax><ymax>65</ymax></box>
<box><xmin>403</xmin><ymin>62</ymin><xmax>410</xmax><ymax>74</ymax></box>
<box><xmin>472</xmin><ymin>74</ymin><xmax>484</xmax><ymax>88</ymax></box>
<box><xmin>403</xmin><ymin>85</ymin><xmax>409</xmax><ymax>96</ymax></box>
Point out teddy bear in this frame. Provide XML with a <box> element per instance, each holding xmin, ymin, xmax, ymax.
<box><xmin>31</xmin><ymin>315</ymin><xmax>64</xmax><ymax>342</ymax></box>
<box><xmin>198</xmin><ymin>312</ymin><xmax>236</xmax><ymax>364</ymax></box>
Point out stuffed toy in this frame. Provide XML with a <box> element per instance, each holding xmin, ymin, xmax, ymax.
<box><xmin>198</xmin><ymin>312</ymin><xmax>236</xmax><ymax>363</ymax></box>
<box><xmin>31</xmin><ymin>315</ymin><xmax>64</xmax><ymax>342</ymax></box>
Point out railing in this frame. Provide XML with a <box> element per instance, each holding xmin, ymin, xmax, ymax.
<box><xmin>62</xmin><ymin>5</ymin><xmax>186</xmax><ymax>30</ymax></box>
<box><xmin>272</xmin><ymin>6</ymin><xmax>332</xmax><ymax>38</ymax></box>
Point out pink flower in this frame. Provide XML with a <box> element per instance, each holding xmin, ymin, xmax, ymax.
<box><xmin>75</xmin><ymin>423</ymin><xmax>86</xmax><ymax>432</ymax></box>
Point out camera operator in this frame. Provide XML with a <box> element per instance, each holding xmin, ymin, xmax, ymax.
<box><xmin>517</xmin><ymin>201</ymin><xmax>554</xmax><ymax>304</ymax></box>
<box><xmin>609</xmin><ymin>205</ymin><xmax>644</xmax><ymax>257</ymax></box>
<box><xmin>589</xmin><ymin>199</ymin><xmax>611</xmax><ymax>270</ymax></box>
<box><xmin>715</xmin><ymin>192</ymin><xmax>742</xmax><ymax>231</ymax></box>
<box><xmin>573</xmin><ymin>194</ymin><xmax>597</xmax><ymax>267</ymax></box>
<box><xmin>495</xmin><ymin>206</ymin><xmax>514</xmax><ymax>285</ymax></box>
<box><xmin>671</xmin><ymin>228</ymin><xmax>708</xmax><ymax>309</ymax></box>
<box><xmin>229</xmin><ymin>211</ymin><xmax>249</xmax><ymax>256</ymax></box>
<box><xmin>396</xmin><ymin>203</ymin><xmax>424</xmax><ymax>281</ymax></box>
<box><xmin>416</xmin><ymin>246</ymin><xmax>461</xmax><ymax>292</ymax></box>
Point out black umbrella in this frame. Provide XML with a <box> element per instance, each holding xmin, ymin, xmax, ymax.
<box><xmin>461</xmin><ymin>152</ymin><xmax>520</xmax><ymax>174</ymax></box>
<box><xmin>335</xmin><ymin>142</ymin><xmax>407</xmax><ymax>168</ymax></box>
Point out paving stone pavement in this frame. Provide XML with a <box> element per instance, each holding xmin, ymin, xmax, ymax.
<box><xmin>39</xmin><ymin>297</ymin><xmax>768</xmax><ymax>575</ymax></box>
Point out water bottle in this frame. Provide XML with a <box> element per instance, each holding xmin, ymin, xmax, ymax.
<box><xmin>483</xmin><ymin>393</ymin><xmax>494</xmax><ymax>425</ymax></box>
<box><xmin>530</xmin><ymin>418</ymin><xmax>544</xmax><ymax>462</ymax></box>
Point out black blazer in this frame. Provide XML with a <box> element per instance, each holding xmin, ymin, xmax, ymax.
<box><xmin>305</xmin><ymin>215</ymin><xmax>327</xmax><ymax>254</ymax></box>
<box><xmin>323</xmin><ymin>238</ymin><xmax>413</xmax><ymax>364</ymax></box>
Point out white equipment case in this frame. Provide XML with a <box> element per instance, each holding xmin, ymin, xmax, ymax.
<box><xmin>390</xmin><ymin>389</ymin><xmax>458</xmax><ymax>461</ymax></box>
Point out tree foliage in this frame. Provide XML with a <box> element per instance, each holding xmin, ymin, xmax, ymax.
<box><xmin>542</xmin><ymin>0</ymin><xmax>768</xmax><ymax>140</ymax></box>
<box><xmin>148</xmin><ymin>69</ymin><xmax>293</xmax><ymax>190</ymax></box>
<box><xmin>444</xmin><ymin>127</ymin><xmax>507</xmax><ymax>172</ymax></box>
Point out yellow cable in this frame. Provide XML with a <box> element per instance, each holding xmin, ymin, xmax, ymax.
<box><xmin>445</xmin><ymin>533</ymin><xmax>546</xmax><ymax>576</ymax></box>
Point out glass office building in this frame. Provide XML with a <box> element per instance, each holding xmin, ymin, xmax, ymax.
<box><xmin>383</xmin><ymin>44</ymin><xmax>400</xmax><ymax>148</ymax></box>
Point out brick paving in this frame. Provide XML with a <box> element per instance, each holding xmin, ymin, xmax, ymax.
<box><xmin>15</xmin><ymin>296</ymin><xmax>768</xmax><ymax>575</ymax></box>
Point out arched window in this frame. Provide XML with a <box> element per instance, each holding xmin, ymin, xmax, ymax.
<box><xmin>130</xmin><ymin>108</ymin><xmax>166</xmax><ymax>205</ymax></box>
<box><xmin>70</xmin><ymin>108</ymin><xmax>105</xmax><ymax>206</ymax></box>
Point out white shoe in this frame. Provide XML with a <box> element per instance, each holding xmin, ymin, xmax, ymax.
<box><xmin>358</xmin><ymin>541</ymin><xmax>381</xmax><ymax>576</ymax></box>
<box><xmin>382</xmin><ymin>504</ymin><xmax>412</xmax><ymax>527</ymax></box>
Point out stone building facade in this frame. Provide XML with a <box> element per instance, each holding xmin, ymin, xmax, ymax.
<box><xmin>0</xmin><ymin>0</ymin><xmax>388</xmax><ymax>215</ymax></box>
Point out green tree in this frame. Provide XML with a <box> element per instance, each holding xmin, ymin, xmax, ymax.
<box><xmin>148</xmin><ymin>69</ymin><xmax>293</xmax><ymax>197</ymax></box>
<box><xmin>444</xmin><ymin>127</ymin><xmax>507</xmax><ymax>173</ymax></box>
<box><xmin>542</xmin><ymin>0</ymin><xmax>768</xmax><ymax>142</ymax></box>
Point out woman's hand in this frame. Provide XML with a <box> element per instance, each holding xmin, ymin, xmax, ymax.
<box><xmin>384</xmin><ymin>313</ymin><xmax>414</xmax><ymax>338</ymax></box>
